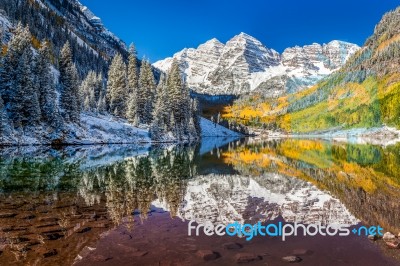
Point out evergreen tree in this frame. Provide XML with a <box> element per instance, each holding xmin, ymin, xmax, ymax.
<box><xmin>80</xmin><ymin>70</ymin><xmax>101</xmax><ymax>112</ymax></box>
<box><xmin>166</xmin><ymin>59</ymin><xmax>192</xmax><ymax>140</ymax></box>
<box><xmin>14</xmin><ymin>43</ymin><xmax>41</xmax><ymax>127</ymax></box>
<box><xmin>150</xmin><ymin>75</ymin><xmax>170</xmax><ymax>139</ymax></box>
<box><xmin>0</xmin><ymin>23</ymin><xmax>31</xmax><ymax>110</ymax></box>
<box><xmin>0</xmin><ymin>93</ymin><xmax>10</xmax><ymax>141</ymax></box>
<box><xmin>137</xmin><ymin>60</ymin><xmax>155</xmax><ymax>124</ymax></box>
<box><xmin>126</xmin><ymin>43</ymin><xmax>139</xmax><ymax>123</ymax></box>
<box><xmin>59</xmin><ymin>41</ymin><xmax>80</xmax><ymax>123</ymax></box>
<box><xmin>107</xmin><ymin>53</ymin><xmax>127</xmax><ymax>117</ymax></box>
<box><xmin>35</xmin><ymin>42</ymin><xmax>60</xmax><ymax>127</ymax></box>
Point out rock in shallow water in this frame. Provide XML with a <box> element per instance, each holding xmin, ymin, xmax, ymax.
<box><xmin>282</xmin><ymin>255</ymin><xmax>302</xmax><ymax>263</ymax></box>
<box><xmin>196</xmin><ymin>250</ymin><xmax>218</xmax><ymax>261</ymax></box>
<box><xmin>235</xmin><ymin>253</ymin><xmax>261</xmax><ymax>263</ymax></box>
<box><xmin>383</xmin><ymin>232</ymin><xmax>396</xmax><ymax>241</ymax></box>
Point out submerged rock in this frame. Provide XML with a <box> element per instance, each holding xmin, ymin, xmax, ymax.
<box><xmin>383</xmin><ymin>232</ymin><xmax>396</xmax><ymax>241</ymax></box>
<box><xmin>196</xmin><ymin>250</ymin><xmax>218</xmax><ymax>261</ymax></box>
<box><xmin>235</xmin><ymin>253</ymin><xmax>261</xmax><ymax>263</ymax></box>
<box><xmin>223</xmin><ymin>242</ymin><xmax>243</xmax><ymax>250</ymax></box>
<box><xmin>282</xmin><ymin>255</ymin><xmax>302</xmax><ymax>263</ymax></box>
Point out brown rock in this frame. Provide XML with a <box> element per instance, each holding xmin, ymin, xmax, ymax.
<box><xmin>196</xmin><ymin>250</ymin><xmax>218</xmax><ymax>261</ymax></box>
<box><xmin>77</xmin><ymin>227</ymin><xmax>91</xmax><ymax>233</ymax></box>
<box><xmin>43</xmin><ymin>249</ymin><xmax>58</xmax><ymax>258</ymax></box>
<box><xmin>223</xmin><ymin>242</ymin><xmax>243</xmax><ymax>250</ymax></box>
<box><xmin>282</xmin><ymin>256</ymin><xmax>302</xmax><ymax>263</ymax></box>
<box><xmin>235</xmin><ymin>253</ymin><xmax>261</xmax><ymax>263</ymax></box>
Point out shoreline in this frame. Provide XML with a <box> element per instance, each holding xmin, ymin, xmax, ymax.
<box><xmin>249</xmin><ymin>125</ymin><xmax>400</xmax><ymax>146</ymax></box>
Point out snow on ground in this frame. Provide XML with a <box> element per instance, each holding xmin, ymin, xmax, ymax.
<box><xmin>200</xmin><ymin>117</ymin><xmax>242</xmax><ymax>137</ymax></box>
<box><xmin>68</xmin><ymin>113</ymin><xmax>149</xmax><ymax>144</ymax></box>
<box><xmin>2</xmin><ymin>114</ymin><xmax>240</xmax><ymax>146</ymax></box>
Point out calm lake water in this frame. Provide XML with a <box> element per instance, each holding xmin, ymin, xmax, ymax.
<box><xmin>0</xmin><ymin>138</ymin><xmax>399</xmax><ymax>265</ymax></box>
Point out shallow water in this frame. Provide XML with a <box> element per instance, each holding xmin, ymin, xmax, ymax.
<box><xmin>0</xmin><ymin>138</ymin><xmax>399</xmax><ymax>265</ymax></box>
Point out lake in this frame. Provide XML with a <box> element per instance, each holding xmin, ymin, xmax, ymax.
<box><xmin>0</xmin><ymin>138</ymin><xmax>399</xmax><ymax>265</ymax></box>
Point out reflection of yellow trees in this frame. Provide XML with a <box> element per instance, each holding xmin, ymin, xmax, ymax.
<box><xmin>222</xmin><ymin>139</ymin><xmax>400</xmax><ymax>233</ymax></box>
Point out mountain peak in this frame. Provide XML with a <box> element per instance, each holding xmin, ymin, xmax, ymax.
<box><xmin>202</xmin><ymin>37</ymin><xmax>224</xmax><ymax>47</ymax></box>
<box><xmin>231</xmin><ymin>32</ymin><xmax>259</xmax><ymax>42</ymax></box>
<box><xmin>154</xmin><ymin>34</ymin><xmax>359</xmax><ymax>95</ymax></box>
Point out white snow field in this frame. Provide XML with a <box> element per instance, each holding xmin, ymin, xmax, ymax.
<box><xmin>3</xmin><ymin>114</ymin><xmax>241</xmax><ymax>146</ymax></box>
<box><xmin>200</xmin><ymin>117</ymin><xmax>241</xmax><ymax>137</ymax></box>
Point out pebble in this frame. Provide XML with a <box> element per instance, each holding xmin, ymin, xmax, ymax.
<box><xmin>235</xmin><ymin>253</ymin><xmax>262</xmax><ymax>263</ymax></box>
<box><xmin>282</xmin><ymin>255</ymin><xmax>302</xmax><ymax>263</ymax></box>
<box><xmin>196</xmin><ymin>250</ymin><xmax>218</xmax><ymax>261</ymax></box>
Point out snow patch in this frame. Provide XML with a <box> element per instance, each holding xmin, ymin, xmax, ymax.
<box><xmin>200</xmin><ymin>118</ymin><xmax>241</xmax><ymax>137</ymax></box>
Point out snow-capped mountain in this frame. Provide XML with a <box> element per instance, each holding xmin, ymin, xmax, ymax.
<box><xmin>153</xmin><ymin>33</ymin><xmax>360</xmax><ymax>95</ymax></box>
<box><xmin>153</xmin><ymin>173</ymin><xmax>359</xmax><ymax>226</ymax></box>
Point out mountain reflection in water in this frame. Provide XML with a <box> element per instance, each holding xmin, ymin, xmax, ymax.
<box><xmin>0</xmin><ymin>138</ymin><xmax>399</xmax><ymax>265</ymax></box>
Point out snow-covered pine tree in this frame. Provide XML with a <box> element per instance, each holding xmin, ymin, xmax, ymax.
<box><xmin>150</xmin><ymin>74</ymin><xmax>170</xmax><ymax>140</ymax></box>
<box><xmin>107</xmin><ymin>53</ymin><xmax>127</xmax><ymax>117</ymax></box>
<box><xmin>126</xmin><ymin>43</ymin><xmax>139</xmax><ymax>123</ymax></box>
<box><xmin>166</xmin><ymin>59</ymin><xmax>193</xmax><ymax>140</ymax></box>
<box><xmin>34</xmin><ymin>42</ymin><xmax>60</xmax><ymax>127</ymax></box>
<box><xmin>0</xmin><ymin>23</ymin><xmax>31</xmax><ymax>111</ymax></box>
<box><xmin>190</xmin><ymin>98</ymin><xmax>201</xmax><ymax>138</ymax></box>
<box><xmin>137</xmin><ymin>60</ymin><xmax>155</xmax><ymax>125</ymax></box>
<box><xmin>80</xmin><ymin>71</ymin><xmax>98</xmax><ymax>112</ymax></box>
<box><xmin>59</xmin><ymin>41</ymin><xmax>80</xmax><ymax>123</ymax></box>
<box><xmin>0</xmin><ymin>92</ymin><xmax>10</xmax><ymax>141</ymax></box>
<box><xmin>14</xmin><ymin>41</ymin><xmax>41</xmax><ymax>127</ymax></box>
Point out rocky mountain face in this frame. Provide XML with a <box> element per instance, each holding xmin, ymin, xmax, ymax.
<box><xmin>154</xmin><ymin>33</ymin><xmax>359</xmax><ymax>96</ymax></box>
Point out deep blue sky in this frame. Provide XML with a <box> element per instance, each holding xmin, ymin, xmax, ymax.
<box><xmin>80</xmin><ymin>0</ymin><xmax>399</xmax><ymax>62</ymax></box>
